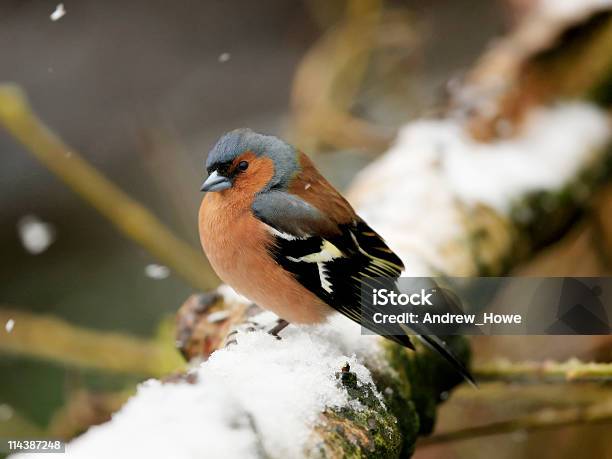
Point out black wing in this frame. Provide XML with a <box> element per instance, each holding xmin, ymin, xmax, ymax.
<box><xmin>252</xmin><ymin>191</ymin><xmax>413</xmax><ymax>349</ymax></box>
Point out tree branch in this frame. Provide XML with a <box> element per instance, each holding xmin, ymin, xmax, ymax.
<box><xmin>419</xmin><ymin>400</ymin><xmax>612</xmax><ymax>447</ymax></box>
<box><xmin>0</xmin><ymin>84</ymin><xmax>217</xmax><ymax>292</ymax></box>
<box><xmin>473</xmin><ymin>358</ymin><xmax>612</xmax><ymax>383</ymax></box>
<box><xmin>0</xmin><ymin>307</ymin><xmax>181</xmax><ymax>376</ymax></box>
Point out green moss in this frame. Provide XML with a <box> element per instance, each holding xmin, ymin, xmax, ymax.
<box><xmin>379</xmin><ymin>337</ymin><xmax>470</xmax><ymax>451</ymax></box>
<box><xmin>509</xmin><ymin>145</ymin><xmax>612</xmax><ymax>256</ymax></box>
<box><xmin>374</xmin><ymin>347</ymin><xmax>421</xmax><ymax>456</ymax></box>
<box><xmin>315</xmin><ymin>365</ymin><xmax>403</xmax><ymax>458</ymax></box>
<box><xmin>589</xmin><ymin>66</ymin><xmax>612</xmax><ymax>105</ymax></box>
<box><xmin>311</xmin><ymin>335</ymin><xmax>471</xmax><ymax>458</ymax></box>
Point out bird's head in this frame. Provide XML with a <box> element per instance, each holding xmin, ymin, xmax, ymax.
<box><xmin>200</xmin><ymin>129</ymin><xmax>299</xmax><ymax>195</ymax></box>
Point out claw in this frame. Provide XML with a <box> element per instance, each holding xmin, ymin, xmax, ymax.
<box><xmin>225</xmin><ymin>319</ymin><xmax>267</xmax><ymax>347</ymax></box>
<box><xmin>225</xmin><ymin>338</ymin><xmax>238</xmax><ymax>348</ymax></box>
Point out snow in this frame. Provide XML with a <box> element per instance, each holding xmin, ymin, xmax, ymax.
<box><xmin>17</xmin><ymin>215</ymin><xmax>55</xmax><ymax>255</ymax></box>
<box><xmin>349</xmin><ymin>103</ymin><xmax>611</xmax><ymax>275</ymax></box>
<box><xmin>218</xmin><ymin>53</ymin><xmax>231</xmax><ymax>63</ymax></box>
<box><xmin>442</xmin><ymin>104</ymin><xmax>607</xmax><ymax>211</ymax></box>
<box><xmin>13</xmin><ymin>289</ymin><xmax>386</xmax><ymax>459</ymax></box>
<box><xmin>5</xmin><ymin>319</ymin><xmax>14</xmax><ymax>333</ymax></box>
<box><xmin>144</xmin><ymin>264</ymin><xmax>170</xmax><ymax>280</ymax></box>
<box><xmin>50</xmin><ymin>4</ymin><xmax>66</xmax><ymax>21</ymax></box>
<box><xmin>0</xmin><ymin>404</ymin><xmax>13</xmax><ymax>422</ymax></box>
<box><xmin>394</xmin><ymin>103</ymin><xmax>608</xmax><ymax>213</ymax></box>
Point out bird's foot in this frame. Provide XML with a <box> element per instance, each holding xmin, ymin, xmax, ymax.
<box><xmin>224</xmin><ymin>319</ymin><xmax>264</xmax><ymax>347</ymax></box>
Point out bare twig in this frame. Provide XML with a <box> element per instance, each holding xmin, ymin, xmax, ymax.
<box><xmin>0</xmin><ymin>307</ymin><xmax>182</xmax><ymax>376</ymax></box>
<box><xmin>291</xmin><ymin>1</ymin><xmax>417</xmax><ymax>152</ymax></box>
<box><xmin>473</xmin><ymin>358</ymin><xmax>612</xmax><ymax>383</ymax></box>
<box><xmin>450</xmin><ymin>381</ymin><xmax>612</xmax><ymax>409</ymax></box>
<box><xmin>419</xmin><ymin>399</ymin><xmax>612</xmax><ymax>447</ymax></box>
<box><xmin>0</xmin><ymin>84</ymin><xmax>217</xmax><ymax>292</ymax></box>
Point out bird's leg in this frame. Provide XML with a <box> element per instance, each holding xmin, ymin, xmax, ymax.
<box><xmin>267</xmin><ymin>319</ymin><xmax>289</xmax><ymax>339</ymax></box>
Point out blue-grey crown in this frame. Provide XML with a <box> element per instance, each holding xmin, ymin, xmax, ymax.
<box><xmin>206</xmin><ymin>128</ymin><xmax>299</xmax><ymax>191</ymax></box>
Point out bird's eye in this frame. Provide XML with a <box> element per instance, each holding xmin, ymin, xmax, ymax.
<box><xmin>237</xmin><ymin>160</ymin><xmax>249</xmax><ymax>172</ymax></box>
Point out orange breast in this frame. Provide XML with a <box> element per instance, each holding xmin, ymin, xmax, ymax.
<box><xmin>198</xmin><ymin>192</ymin><xmax>331</xmax><ymax>324</ymax></box>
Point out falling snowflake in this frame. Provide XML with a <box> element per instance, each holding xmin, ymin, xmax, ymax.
<box><xmin>145</xmin><ymin>264</ymin><xmax>170</xmax><ymax>280</ymax></box>
<box><xmin>17</xmin><ymin>215</ymin><xmax>56</xmax><ymax>254</ymax></box>
<box><xmin>0</xmin><ymin>404</ymin><xmax>13</xmax><ymax>422</ymax></box>
<box><xmin>50</xmin><ymin>3</ymin><xmax>66</xmax><ymax>21</ymax></box>
<box><xmin>218</xmin><ymin>53</ymin><xmax>231</xmax><ymax>63</ymax></box>
<box><xmin>5</xmin><ymin>319</ymin><xmax>15</xmax><ymax>333</ymax></box>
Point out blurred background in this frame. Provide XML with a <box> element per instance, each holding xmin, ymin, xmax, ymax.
<box><xmin>1</xmin><ymin>1</ymin><xmax>610</xmax><ymax>458</ymax></box>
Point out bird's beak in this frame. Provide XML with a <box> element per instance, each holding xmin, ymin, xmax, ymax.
<box><xmin>200</xmin><ymin>171</ymin><xmax>232</xmax><ymax>192</ymax></box>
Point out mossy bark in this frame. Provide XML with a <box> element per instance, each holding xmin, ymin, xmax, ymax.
<box><xmin>307</xmin><ymin>337</ymin><xmax>471</xmax><ymax>459</ymax></box>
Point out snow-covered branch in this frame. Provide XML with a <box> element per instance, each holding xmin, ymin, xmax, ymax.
<box><xmin>349</xmin><ymin>103</ymin><xmax>611</xmax><ymax>277</ymax></box>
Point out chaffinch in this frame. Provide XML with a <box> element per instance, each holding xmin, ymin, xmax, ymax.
<box><xmin>199</xmin><ymin>128</ymin><xmax>473</xmax><ymax>384</ymax></box>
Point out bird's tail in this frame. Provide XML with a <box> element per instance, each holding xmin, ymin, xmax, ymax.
<box><xmin>415</xmin><ymin>332</ymin><xmax>477</xmax><ymax>388</ymax></box>
<box><xmin>367</xmin><ymin>277</ymin><xmax>476</xmax><ymax>386</ymax></box>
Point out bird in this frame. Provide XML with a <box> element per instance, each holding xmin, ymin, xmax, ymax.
<box><xmin>198</xmin><ymin>128</ymin><xmax>474</xmax><ymax>385</ymax></box>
